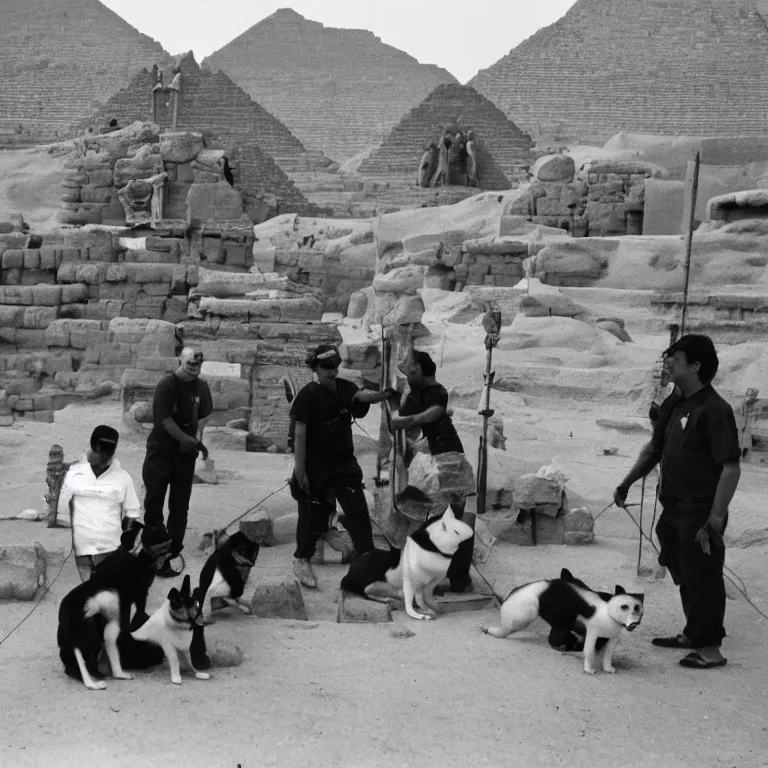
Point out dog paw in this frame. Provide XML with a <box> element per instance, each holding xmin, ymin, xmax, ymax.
<box><xmin>195</xmin><ymin>672</ymin><xmax>211</xmax><ymax>680</ymax></box>
<box><xmin>172</xmin><ymin>677</ymin><xmax>182</xmax><ymax>685</ymax></box>
<box><xmin>114</xmin><ymin>672</ymin><xmax>134</xmax><ymax>680</ymax></box>
<box><xmin>583</xmin><ymin>667</ymin><xmax>597</xmax><ymax>676</ymax></box>
<box><xmin>86</xmin><ymin>680</ymin><xmax>107</xmax><ymax>690</ymax></box>
<box><xmin>602</xmin><ymin>665</ymin><xmax>616</xmax><ymax>674</ymax></box>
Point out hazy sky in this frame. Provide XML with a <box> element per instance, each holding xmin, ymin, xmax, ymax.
<box><xmin>99</xmin><ymin>0</ymin><xmax>578</xmax><ymax>83</ymax></box>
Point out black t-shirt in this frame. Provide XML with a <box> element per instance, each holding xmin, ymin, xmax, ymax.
<box><xmin>399</xmin><ymin>382</ymin><xmax>463</xmax><ymax>455</ymax></box>
<box><xmin>652</xmin><ymin>384</ymin><xmax>740</xmax><ymax>508</ymax></box>
<box><xmin>147</xmin><ymin>373</ymin><xmax>214</xmax><ymax>451</ymax></box>
<box><xmin>290</xmin><ymin>379</ymin><xmax>369</xmax><ymax>464</ymax></box>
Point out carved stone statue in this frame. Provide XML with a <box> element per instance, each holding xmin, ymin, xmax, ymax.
<box><xmin>466</xmin><ymin>130</ymin><xmax>479</xmax><ymax>187</ymax></box>
<box><xmin>117</xmin><ymin>171</ymin><xmax>168</xmax><ymax>227</ymax></box>
<box><xmin>447</xmin><ymin>130</ymin><xmax>467</xmax><ymax>186</ymax></box>
<box><xmin>151</xmin><ymin>64</ymin><xmax>164</xmax><ymax>92</ymax></box>
<box><xmin>417</xmin><ymin>143</ymin><xmax>438</xmax><ymax>188</ymax></box>
<box><xmin>167</xmin><ymin>65</ymin><xmax>182</xmax><ymax>131</ymax></box>
<box><xmin>45</xmin><ymin>444</ymin><xmax>69</xmax><ymax>527</ymax></box>
<box><xmin>430</xmin><ymin>134</ymin><xmax>451</xmax><ymax>187</ymax></box>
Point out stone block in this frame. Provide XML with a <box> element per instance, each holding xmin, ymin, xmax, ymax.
<box><xmin>534</xmin><ymin>154</ymin><xmax>575</xmax><ymax>183</ymax></box>
<box><xmin>585</xmin><ymin>202</ymin><xmax>627</xmax><ymax>236</ymax></box>
<box><xmin>239</xmin><ymin>509</ymin><xmax>277</xmax><ymax>547</ymax></box>
<box><xmin>513</xmin><ymin>474</ymin><xmax>563</xmax><ymax>518</ymax></box>
<box><xmin>0</xmin><ymin>306</ymin><xmax>25</xmax><ymax>328</ymax></box>
<box><xmin>0</xmin><ymin>286</ymin><xmax>34</xmax><ymax>305</ymax></box>
<box><xmin>113</xmin><ymin>151</ymin><xmax>163</xmax><ymax>187</ymax></box>
<box><xmin>21</xmin><ymin>306</ymin><xmax>57</xmax><ymax>329</ymax></box>
<box><xmin>382</xmin><ymin>295</ymin><xmax>425</xmax><ymax>326</ymax></box>
<box><xmin>159</xmin><ymin>132</ymin><xmax>204</xmax><ymax>163</ymax></box>
<box><xmin>186</xmin><ymin>182</ymin><xmax>244</xmax><ymax>223</ymax></box>
<box><xmin>0</xmin><ymin>544</ymin><xmax>46</xmax><ymax>600</ymax></box>
<box><xmin>252</xmin><ymin>247</ymin><xmax>276</xmax><ymax>273</ymax></box>
<box><xmin>249</xmin><ymin>578</ymin><xmax>307</xmax><ymax>620</ymax></box>
<box><xmin>534</xmin><ymin>513</ymin><xmax>566</xmax><ymax>545</ymax></box>
<box><xmin>204</xmin><ymin>426</ymin><xmax>248</xmax><ymax>451</ymax></box>
<box><xmin>2</xmin><ymin>250</ymin><xmax>24</xmax><ymax>269</ymax></box>
<box><xmin>337</xmin><ymin>590</ymin><xmax>392</xmax><ymax>623</ymax></box>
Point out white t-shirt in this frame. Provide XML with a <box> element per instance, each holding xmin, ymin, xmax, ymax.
<box><xmin>57</xmin><ymin>458</ymin><xmax>141</xmax><ymax>557</ymax></box>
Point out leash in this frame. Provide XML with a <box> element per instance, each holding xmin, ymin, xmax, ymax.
<box><xmin>211</xmin><ymin>480</ymin><xmax>291</xmax><ymax>543</ymax></box>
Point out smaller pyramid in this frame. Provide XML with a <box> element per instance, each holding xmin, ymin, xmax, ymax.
<box><xmin>358</xmin><ymin>85</ymin><xmax>534</xmax><ymax>187</ymax></box>
<box><xmin>77</xmin><ymin>53</ymin><xmax>329</xmax><ymax>171</ymax></box>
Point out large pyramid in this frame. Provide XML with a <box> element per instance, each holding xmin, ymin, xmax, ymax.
<box><xmin>358</xmin><ymin>84</ymin><xmax>534</xmax><ymax>186</ymax></box>
<box><xmin>80</xmin><ymin>53</ymin><xmax>316</xmax><ymax>170</ymax></box>
<box><xmin>203</xmin><ymin>9</ymin><xmax>459</xmax><ymax>164</ymax></box>
<box><xmin>470</xmin><ymin>0</ymin><xmax>768</xmax><ymax>144</ymax></box>
<box><xmin>0</xmin><ymin>0</ymin><xmax>171</xmax><ymax>143</ymax></box>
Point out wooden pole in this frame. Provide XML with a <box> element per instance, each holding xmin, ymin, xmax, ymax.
<box><xmin>680</xmin><ymin>151</ymin><xmax>701</xmax><ymax>337</ymax></box>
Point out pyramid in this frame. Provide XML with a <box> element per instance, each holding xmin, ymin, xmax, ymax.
<box><xmin>203</xmin><ymin>9</ymin><xmax>458</xmax><ymax>164</ymax></box>
<box><xmin>358</xmin><ymin>84</ymin><xmax>534</xmax><ymax>187</ymax></box>
<box><xmin>0</xmin><ymin>0</ymin><xmax>171</xmax><ymax>143</ymax></box>
<box><xmin>470</xmin><ymin>0</ymin><xmax>768</xmax><ymax>144</ymax></box>
<box><xmin>79</xmin><ymin>53</ymin><xmax>319</xmax><ymax>171</ymax></box>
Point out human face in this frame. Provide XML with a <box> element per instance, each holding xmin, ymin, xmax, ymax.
<box><xmin>315</xmin><ymin>360</ymin><xmax>339</xmax><ymax>384</ymax></box>
<box><xmin>87</xmin><ymin>444</ymin><xmax>115</xmax><ymax>471</ymax></box>
<box><xmin>402</xmin><ymin>361</ymin><xmax>424</xmax><ymax>389</ymax></box>
<box><xmin>179</xmin><ymin>349</ymin><xmax>203</xmax><ymax>379</ymax></box>
<box><xmin>664</xmin><ymin>350</ymin><xmax>701</xmax><ymax>388</ymax></box>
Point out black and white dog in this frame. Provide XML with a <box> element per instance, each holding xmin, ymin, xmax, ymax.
<box><xmin>483</xmin><ymin>568</ymin><xmax>644</xmax><ymax>675</ymax></box>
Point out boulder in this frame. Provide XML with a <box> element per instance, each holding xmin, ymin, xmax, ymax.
<box><xmin>337</xmin><ymin>590</ymin><xmax>393</xmax><ymax>623</ymax></box>
<box><xmin>186</xmin><ymin>182</ymin><xmax>244</xmax><ymax>224</ymax></box>
<box><xmin>203</xmin><ymin>427</ymin><xmax>248</xmax><ymax>452</ymax></box>
<box><xmin>346</xmin><ymin>289</ymin><xmax>369</xmax><ymax>319</ymax></box>
<box><xmin>239</xmin><ymin>509</ymin><xmax>277</xmax><ymax>547</ymax></box>
<box><xmin>159</xmin><ymin>132</ymin><xmax>204</xmax><ymax>164</ymax></box>
<box><xmin>372</xmin><ymin>265</ymin><xmax>425</xmax><ymax>295</ymax></box>
<box><xmin>563</xmin><ymin>507</ymin><xmax>595</xmax><ymax>545</ymax></box>
<box><xmin>513</xmin><ymin>474</ymin><xmax>563</xmax><ymax>518</ymax></box>
<box><xmin>534</xmin><ymin>154</ymin><xmax>576</xmax><ymax>183</ymax></box>
<box><xmin>518</xmin><ymin>292</ymin><xmax>587</xmax><ymax>319</ymax></box>
<box><xmin>595</xmin><ymin>318</ymin><xmax>633</xmax><ymax>343</ymax></box>
<box><xmin>0</xmin><ymin>544</ymin><xmax>46</xmax><ymax>601</ymax></box>
<box><xmin>249</xmin><ymin>578</ymin><xmax>307</xmax><ymax>620</ymax></box>
<box><xmin>383</xmin><ymin>295</ymin><xmax>425</xmax><ymax>326</ymax></box>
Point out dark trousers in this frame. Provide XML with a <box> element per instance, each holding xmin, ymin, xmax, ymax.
<box><xmin>294</xmin><ymin>481</ymin><xmax>374</xmax><ymax>560</ymax></box>
<box><xmin>142</xmin><ymin>447</ymin><xmax>197</xmax><ymax>556</ymax></box>
<box><xmin>655</xmin><ymin>511</ymin><xmax>727</xmax><ymax>648</ymax></box>
<box><xmin>446</xmin><ymin>501</ymin><xmax>474</xmax><ymax>590</ymax></box>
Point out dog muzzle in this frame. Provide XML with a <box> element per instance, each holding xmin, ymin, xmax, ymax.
<box><xmin>625</xmin><ymin>621</ymin><xmax>641</xmax><ymax>631</ymax></box>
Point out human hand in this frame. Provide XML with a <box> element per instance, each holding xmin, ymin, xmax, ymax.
<box><xmin>295</xmin><ymin>469</ymin><xmax>310</xmax><ymax>494</ymax></box>
<box><xmin>613</xmin><ymin>485</ymin><xmax>629</xmax><ymax>508</ymax></box>
<box><xmin>179</xmin><ymin>436</ymin><xmax>199</xmax><ymax>454</ymax></box>
<box><xmin>390</xmin><ymin>415</ymin><xmax>408</xmax><ymax>430</ymax></box>
<box><xmin>695</xmin><ymin>525</ymin><xmax>711</xmax><ymax>555</ymax></box>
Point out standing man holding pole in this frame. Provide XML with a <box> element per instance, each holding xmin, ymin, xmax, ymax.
<box><xmin>613</xmin><ymin>334</ymin><xmax>740</xmax><ymax>669</ymax></box>
<box><xmin>142</xmin><ymin>347</ymin><xmax>213</xmax><ymax>576</ymax></box>
<box><xmin>390</xmin><ymin>351</ymin><xmax>477</xmax><ymax>593</ymax></box>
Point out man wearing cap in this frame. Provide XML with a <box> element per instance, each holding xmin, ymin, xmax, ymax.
<box><xmin>57</xmin><ymin>425</ymin><xmax>143</xmax><ymax>582</ymax></box>
<box><xmin>614</xmin><ymin>334</ymin><xmax>741</xmax><ymax>669</ymax></box>
<box><xmin>290</xmin><ymin>344</ymin><xmax>394</xmax><ymax>588</ymax></box>
<box><xmin>142</xmin><ymin>346</ymin><xmax>213</xmax><ymax>576</ymax></box>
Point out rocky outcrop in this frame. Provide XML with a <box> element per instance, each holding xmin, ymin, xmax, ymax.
<box><xmin>470</xmin><ymin>0</ymin><xmax>768</xmax><ymax>144</ymax></box>
<box><xmin>202</xmin><ymin>9</ymin><xmax>457</xmax><ymax>164</ymax></box>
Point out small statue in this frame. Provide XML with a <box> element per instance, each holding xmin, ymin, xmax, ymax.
<box><xmin>151</xmin><ymin>64</ymin><xmax>164</xmax><ymax>92</ymax></box>
<box><xmin>117</xmin><ymin>171</ymin><xmax>168</xmax><ymax>228</ymax></box>
<box><xmin>466</xmin><ymin>130</ymin><xmax>479</xmax><ymax>187</ymax></box>
<box><xmin>430</xmin><ymin>134</ymin><xmax>451</xmax><ymax>187</ymax></box>
<box><xmin>45</xmin><ymin>444</ymin><xmax>69</xmax><ymax>528</ymax></box>
<box><xmin>447</xmin><ymin>130</ymin><xmax>467</xmax><ymax>186</ymax></box>
<box><xmin>166</xmin><ymin>65</ymin><xmax>182</xmax><ymax>130</ymax></box>
<box><xmin>417</xmin><ymin>143</ymin><xmax>438</xmax><ymax>188</ymax></box>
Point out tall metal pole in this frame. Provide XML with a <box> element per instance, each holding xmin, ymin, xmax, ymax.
<box><xmin>476</xmin><ymin>309</ymin><xmax>501</xmax><ymax>517</ymax></box>
<box><xmin>680</xmin><ymin>151</ymin><xmax>701</xmax><ymax>337</ymax></box>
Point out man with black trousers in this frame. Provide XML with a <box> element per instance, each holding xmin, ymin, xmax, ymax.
<box><xmin>142</xmin><ymin>346</ymin><xmax>213</xmax><ymax>576</ymax></box>
<box><xmin>290</xmin><ymin>344</ymin><xmax>393</xmax><ymax>588</ymax></box>
<box><xmin>614</xmin><ymin>334</ymin><xmax>741</xmax><ymax>669</ymax></box>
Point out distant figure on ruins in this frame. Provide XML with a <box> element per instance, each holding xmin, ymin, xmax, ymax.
<box><xmin>447</xmin><ymin>129</ymin><xmax>467</xmax><ymax>186</ymax></box>
<box><xmin>418</xmin><ymin>143</ymin><xmax>438</xmax><ymax>188</ymax></box>
<box><xmin>431</xmin><ymin>133</ymin><xmax>451</xmax><ymax>187</ymax></box>
<box><xmin>151</xmin><ymin>64</ymin><xmax>164</xmax><ymax>92</ymax></box>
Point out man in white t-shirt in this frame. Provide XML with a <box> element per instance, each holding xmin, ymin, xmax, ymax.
<box><xmin>57</xmin><ymin>425</ymin><xmax>143</xmax><ymax>582</ymax></box>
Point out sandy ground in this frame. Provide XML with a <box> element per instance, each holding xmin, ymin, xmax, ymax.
<box><xmin>1</xmin><ymin>381</ymin><xmax>768</xmax><ymax>767</ymax></box>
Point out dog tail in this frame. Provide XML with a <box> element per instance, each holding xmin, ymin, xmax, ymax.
<box><xmin>83</xmin><ymin>590</ymin><xmax>120</xmax><ymax>622</ymax></box>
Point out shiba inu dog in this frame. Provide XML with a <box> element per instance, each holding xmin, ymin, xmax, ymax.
<box><xmin>483</xmin><ymin>568</ymin><xmax>644</xmax><ymax>674</ymax></box>
<box><xmin>197</xmin><ymin>531</ymin><xmax>259</xmax><ymax>624</ymax></box>
<box><xmin>340</xmin><ymin>506</ymin><xmax>474</xmax><ymax>620</ymax></box>
<box><xmin>131</xmin><ymin>575</ymin><xmax>211</xmax><ymax>685</ymax></box>
<box><xmin>57</xmin><ymin>586</ymin><xmax>134</xmax><ymax>691</ymax></box>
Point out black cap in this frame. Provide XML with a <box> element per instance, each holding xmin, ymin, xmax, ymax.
<box><xmin>90</xmin><ymin>424</ymin><xmax>119</xmax><ymax>453</ymax></box>
<box><xmin>663</xmin><ymin>334</ymin><xmax>719</xmax><ymax>383</ymax></box>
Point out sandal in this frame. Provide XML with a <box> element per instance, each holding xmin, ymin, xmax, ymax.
<box><xmin>652</xmin><ymin>634</ymin><xmax>693</xmax><ymax>649</ymax></box>
<box><xmin>679</xmin><ymin>651</ymin><xmax>727</xmax><ymax>669</ymax></box>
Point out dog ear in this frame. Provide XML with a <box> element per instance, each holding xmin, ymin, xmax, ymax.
<box><xmin>167</xmin><ymin>587</ymin><xmax>181</xmax><ymax>600</ymax></box>
<box><xmin>614</xmin><ymin>585</ymin><xmax>626</xmax><ymax>595</ymax></box>
<box><xmin>181</xmin><ymin>575</ymin><xmax>191</xmax><ymax>597</ymax></box>
<box><xmin>560</xmin><ymin>568</ymin><xmax>574</xmax><ymax>581</ymax></box>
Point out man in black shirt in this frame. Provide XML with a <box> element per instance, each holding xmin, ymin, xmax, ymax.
<box><xmin>391</xmin><ymin>350</ymin><xmax>477</xmax><ymax>593</ymax></box>
<box><xmin>142</xmin><ymin>347</ymin><xmax>213</xmax><ymax>576</ymax></box>
<box><xmin>290</xmin><ymin>344</ymin><xmax>393</xmax><ymax>588</ymax></box>
<box><xmin>614</xmin><ymin>334</ymin><xmax>741</xmax><ymax>668</ymax></box>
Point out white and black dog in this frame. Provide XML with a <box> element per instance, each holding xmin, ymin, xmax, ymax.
<box><xmin>197</xmin><ymin>531</ymin><xmax>259</xmax><ymax>624</ymax></box>
<box><xmin>131</xmin><ymin>575</ymin><xmax>211</xmax><ymax>685</ymax></box>
<box><xmin>483</xmin><ymin>568</ymin><xmax>644</xmax><ymax>674</ymax></box>
<box><xmin>340</xmin><ymin>506</ymin><xmax>474</xmax><ymax>620</ymax></box>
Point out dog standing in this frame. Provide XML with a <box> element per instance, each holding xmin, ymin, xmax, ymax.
<box><xmin>197</xmin><ymin>531</ymin><xmax>259</xmax><ymax>624</ymax></box>
<box><xmin>131</xmin><ymin>575</ymin><xmax>211</xmax><ymax>685</ymax></box>
<box><xmin>483</xmin><ymin>568</ymin><xmax>644</xmax><ymax>674</ymax></box>
<box><xmin>340</xmin><ymin>506</ymin><xmax>474</xmax><ymax>620</ymax></box>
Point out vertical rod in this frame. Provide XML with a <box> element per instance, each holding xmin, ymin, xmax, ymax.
<box><xmin>637</xmin><ymin>476</ymin><xmax>646</xmax><ymax>576</ymax></box>
<box><xmin>476</xmin><ymin>344</ymin><xmax>494</xmax><ymax>517</ymax></box>
<box><xmin>680</xmin><ymin>151</ymin><xmax>701</xmax><ymax>337</ymax></box>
